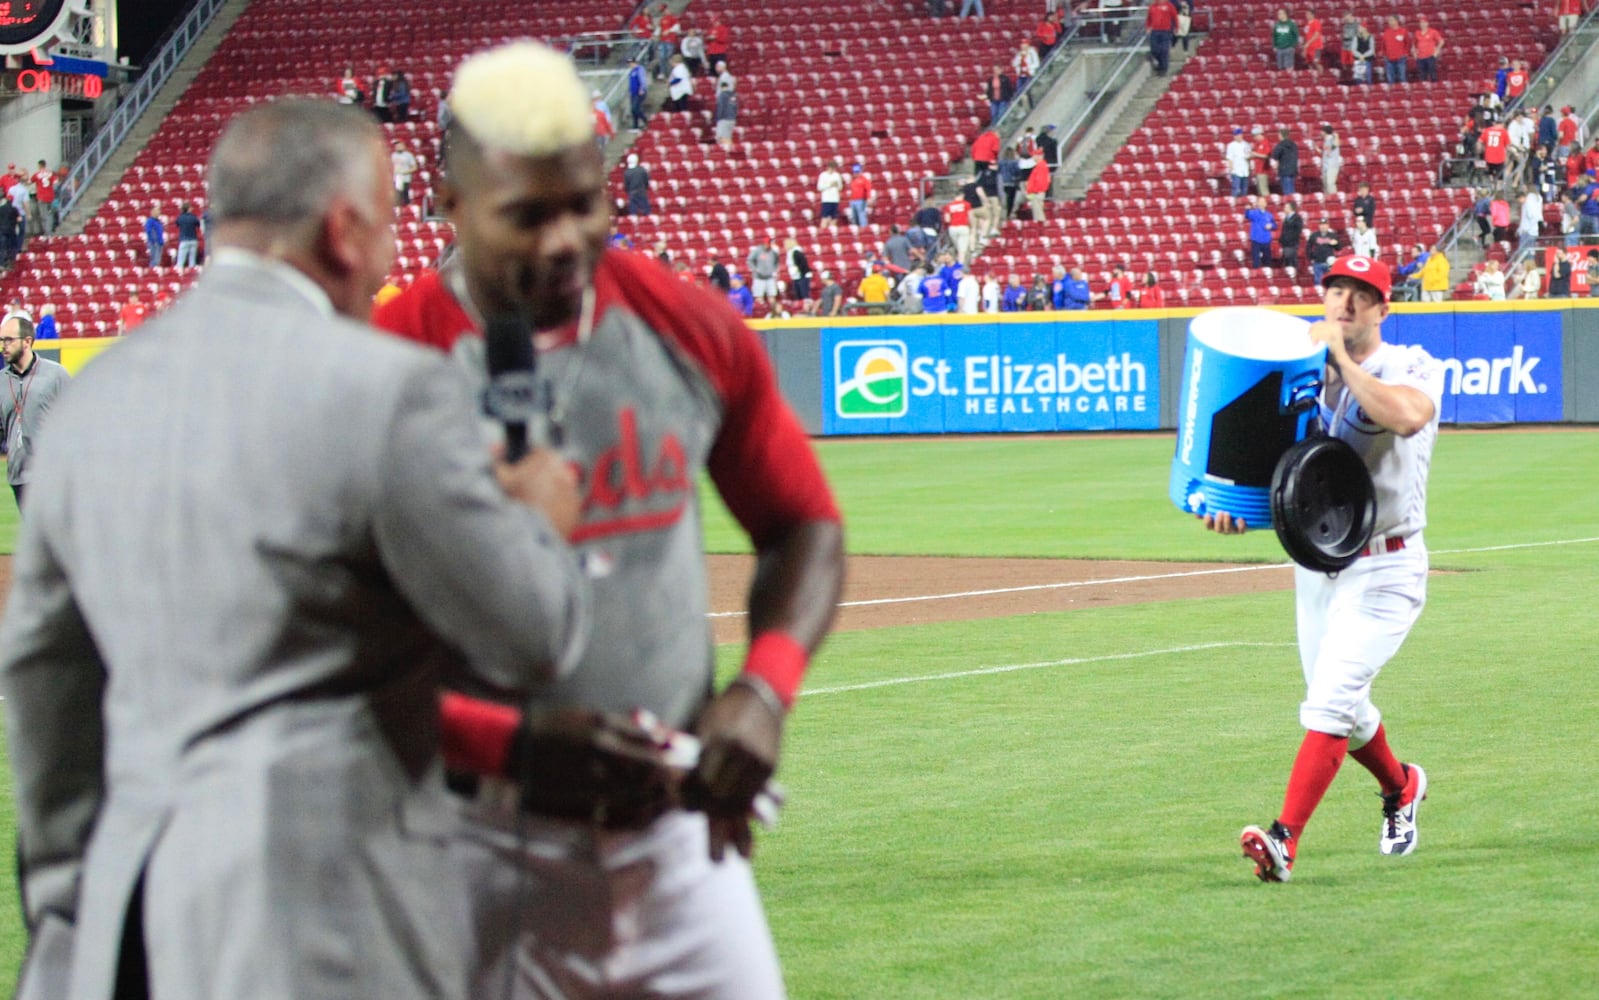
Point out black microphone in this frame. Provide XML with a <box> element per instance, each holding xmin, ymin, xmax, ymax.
<box><xmin>484</xmin><ymin>313</ymin><xmax>538</xmax><ymax>461</ymax></box>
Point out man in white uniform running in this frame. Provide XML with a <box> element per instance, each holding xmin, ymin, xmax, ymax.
<box><xmin>1204</xmin><ymin>254</ymin><xmax>1442</xmax><ymax>882</ymax></box>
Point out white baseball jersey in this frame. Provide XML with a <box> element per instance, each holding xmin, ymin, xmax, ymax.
<box><xmin>1318</xmin><ymin>341</ymin><xmax>1443</xmax><ymax>540</ymax></box>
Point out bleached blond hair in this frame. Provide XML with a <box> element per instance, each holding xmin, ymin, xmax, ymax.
<box><xmin>450</xmin><ymin>41</ymin><xmax>592</xmax><ymax>156</ymax></box>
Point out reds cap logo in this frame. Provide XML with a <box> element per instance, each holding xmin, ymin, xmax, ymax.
<box><xmin>1345</xmin><ymin>257</ymin><xmax>1373</xmax><ymax>271</ymax></box>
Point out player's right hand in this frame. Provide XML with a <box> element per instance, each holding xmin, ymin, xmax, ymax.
<box><xmin>1200</xmin><ymin>511</ymin><xmax>1248</xmax><ymax>534</ymax></box>
<box><xmin>496</xmin><ymin>447</ymin><xmax>583</xmax><ymax>539</ymax></box>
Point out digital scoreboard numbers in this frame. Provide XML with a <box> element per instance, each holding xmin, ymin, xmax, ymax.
<box><xmin>0</xmin><ymin>0</ymin><xmax>72</xmax><ymax>54</ymax></box>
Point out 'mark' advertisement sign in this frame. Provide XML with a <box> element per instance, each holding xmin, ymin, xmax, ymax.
<box><xmin>822</xmin><ymin>320</ymin><xmax>1160</xmax><ymax>435</ymax></box>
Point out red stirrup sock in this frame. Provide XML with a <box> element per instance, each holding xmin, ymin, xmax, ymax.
<box><xmin>1349</xmin><ymin>723</ymin><xmax>1407</xmax><ymax>796</ymax></box>
<box><xmin>1278</xmin><ymin>730</ymin><xmax>1350</xmax><ymax>842</ymax></box>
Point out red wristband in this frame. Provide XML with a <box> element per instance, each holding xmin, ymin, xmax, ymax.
<box><xmin>741</xmin><ymin>632</ymin><xmax>808</xmax><ymax>709</ymax></box>
<box><xmin>439</xmin><ymin>692</ymin><xmax>522</xmax><ymax>776</ymax></box>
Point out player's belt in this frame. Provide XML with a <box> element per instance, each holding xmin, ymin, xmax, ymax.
<box><xmin>444</xmin><ymin>770</ymin><xmax>678</xmax><ymax>830</ymax></box>
<box><xmin>1357</xmin><ymin>535</ymin><xmax>1407</xmax><ymax>558</ymax></box>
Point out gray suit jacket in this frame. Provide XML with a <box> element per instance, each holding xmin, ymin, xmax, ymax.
<box><xmin>0</xmin><ymin>258</ymin><xmax>587</xmax><ymax>1000</ymax></box>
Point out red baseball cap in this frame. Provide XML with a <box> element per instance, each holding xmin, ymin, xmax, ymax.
<box><xmin>1320</xmin><ymin>254</ymin><xmax>1392</xmax><ymax>300</ymax></box>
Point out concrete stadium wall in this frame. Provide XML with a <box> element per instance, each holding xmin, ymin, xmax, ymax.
<box><xmin>752</xmin><ymin>300</ymin><xmax>1599</xmax><ymax>434</ymax></box>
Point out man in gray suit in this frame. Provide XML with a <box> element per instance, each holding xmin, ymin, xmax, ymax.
<box><xmin>1</xmin><ymin>100</ymin><xmax>589</xmax><ymax>1000</ymax></box>
<box><xmin>0</xmin><ymin>311</ymin><xmax>71</xmax><ymax>512</ymax></box>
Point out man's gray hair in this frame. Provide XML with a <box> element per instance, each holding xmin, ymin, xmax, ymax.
<box><xmin>207</xmin><ymin>100</ymin><xmax>385</xmax><ymax>225</ymax></box>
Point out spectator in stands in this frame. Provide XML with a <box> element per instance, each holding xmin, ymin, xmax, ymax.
<box><xmin>1318</xmin><ymin>124</ymin><xmax>1342</xmax><ymax>193</ymax></box>
<box><xmin>848</xmin><ymin>165</ymin><xmax>874</xmax><ymax>227</ymax></box>
<box><xmin>1025</xmin><ymin>157</ymin><xmax>1052</xmax><ymax>221</ymax></box>
<box><xmin>1475</xmin><ymin>259</ymin><xmax>1507</xmax><ymax>299</ymax></box>
<box><xmin>1537</xmin><ymin>106</ymin><xmax>1559</xmax><ymax>159</ymax></box>
<box><xmin>892</xmin><ymin>266</ymin><xmax>924</xmax><ymax>314</ymax></box>
<box><xmin>883</xmin><ymin>225</ymin><xmax>914</xmax><ymax>275</ymax></box>
<box><xmin>1493</xmin><ymin>56</ymin><xmax>1511</xmax><ymax>101</ymax></box>
<box><xmin>174</xmin><ymin>202</ymin><xmax>202</xmax><ymax>271</ymax></box>
<box><xmin>981</xmin><ymin>272</ymin><xmax>1001</xmax><ymax>312</ymax></box>
<box><xmin>815</xmin><ymin>161</ymin><xmax>845</xmax><ymax>230</ymax></box>
<box><xmin>34</xmin><ymin>304</ymin><xmax>57</xmax><ymax>339</ymax></box>
<box><xmin>144</xmin><ymin>204</ymin><xmax>166</xmax><ymax>268</ymax></box>
<box><xmin>1278</xmin><ymin>200</ymin><xmax>1304</xmax><ymax>267</ymax></box>
<box><xmin>714</xmin><ymin>80</ymin><xmax>738</xmax><ymax>150</ymax></box>
<box><xmin>1561</xmin><ymin>192</ymin><xmax>1581</xmax><ymax>246</ymax></box>
<box><xmin>391</xmin><ymin>141</ymin><xmax>418</xmax><ymax>207</ymax></box>
<box><xmin>1002</xmin><ymin>274</ymin><xmax>1028</xmax><ymax>310</ymax></box>
<box><xmin>1419</xmin><ymin>245</ymin><xmax>1450</xmax><ymax>301</ymax></box>
<box><xmin>1271</xmin><ymin>9</ymin><xmax>1299</xmax><ymax>71</ymax></box>
<box><xmin>681</xmin><ymin>28</ymin><xmax>706</xmax><ymax>76</ymax></box>
<box><xmin>1505</xmin><ymin>60</ymin><xmax>1529</xmax><ymax>103</ymax></box>
<box><xmin>1224</xmin><ymin>127</ymin><xmax>1251</xmax><ymax>197</ymax></box>
<box><xmin>1301</xmin><ymin>12</ymin><xmax>1323</xmax><ymax>69</ymax></box>
<box><xmin>1516</xmin><ymin>259</ymin><xmax>1544</xmax><ymax>299</ymax></box>
<box><xmin>784</xmin><ymin>237</ymin><xmax>813</xmax><ymax>304</ymax></box>
<box><xmin>1175</xmin><ymin>2</ymin><xmax>1193</xmax><ymax>51</ymax></box>
<box><xmin>371</xmin><ymin>68</ymin><xmax>392</xmax><ymax>122</ymax></box>
<box><xmin>705</xmin><ymin>15</ymin><xmax>731</xmax><ymax>70</ymax></box>
<box><xmin>7</xmin><ymin>173</ymin><xmax>27</xmax><ymax>248</ymax></box>
<box><xmin>1245</xmin><ymin>195</ymin><xmax>1277</xmax><ymax>268</ymax></box>
<box><xmin>336</xmin><ymin>65</ymin><xmax>362</xmax><ymax>106</ymax></box>
<box><xmin>1379</xmin><ymin>16</ymin><xmax>1409</xmax><ymax>84</ymax></box>
<box><xmin>118</xmin><ymin>289</ymin><xmax>149</xmax><ymax>333</ymax></box>
<box><xmin>0</xmin><ymin>195</ymin><xmax>18</xmax><ymax>268</ymax></box>
<box><xmin>1556</xmin><ymin>106</ymin><xmax>1580</xmax><ymax>163</ymax></box>
<box><xmin>1349</xmin><ymin>216</ymin><xmax>1377</xmax><ymax>257</ymax></box>
<box><xmin>1481</xmin><ymin>116</ymin><xmax>1510</xmax><ymax>184</ymax></box>
<box><xmin>920</xmin><ymin>266</ymin><xmax>952</xmax><ymax>312</ymax></box>
<box><xmin>1490</xmin><ymin>191</ymin><xmax>1513</xmax><ymax>243</ymax></box>
<box><xmin>1351</xmin><ymin>182</ymin><xmax>1375</xmax><ymax>227</ymax></box>
<box><xmin>1058</xmin><ymin>266</ymin><xmax>1094</xmax><ymax>309</ymax></box>
<box><xmin>714</xmin><ymin>61</ymin><xmax>734</xmax><ymax>95</ymax></box>
<box><xmin>972</xmin><ymin>175</ymin><xmax>1002</xmax><ymax>239</ymax></box>
<box><xmin>1250</xmin><ymin>126</ymin><xmax>1273</xmax><ymax>197</ymax></box>
<box><xmin>960</xmin><ymin>0</ymin><xmax>986</xmax><ymax>17</ymax></box>
<box><xmin>1026</xmin><ymin>274</ymin><xmax>1050</xmax><ymax>311</ymax></box>
<box><xmin>1033</xmin><ymin>13</ymin><xmax>1060</xmax><ymax>57</ymax></box>
<box><xmin>860</xmin><ymin>264</ymin><xmax>893</xmax><ymax>305</ymax></box>
<box><xmin>1508</xmin><ymin>109</ymin><xmax>1536</xmax><ymax>187</ymax></box>
<box><xmin>1013</xmin><ymin>40</ymin><xmax>1040</xmax><ymax>84</ymax></box>
<box><xmin>1392</xmin><ymin>244</ymin><xmax>1430</xmax><ymax>300</ymax></box>
<box><xmin>387</xmin><ymin>71</ymin><xmax>411</xmax><ymax>123</ymax></box>
<box><xmin>1306</xmin><ymin>219</ymin><xmax>1342</xmax><ymax>284</ymax></box>
<box><xmin>665</xmin><ymin>55</ymin><xmax>693</xmax><ymax>111</ymax></box>
<box><xmin>1338</xmin><ymin>14</ymin><xmax>1359</xmax><ymax>75</ymax></box>
<box><xmin>944</xmin><ymin>191</ymin><xmax>974</xmax><ymax>263</ymax></box>
<box><xmin>956</xmin><ymin>267</ymin><xmax>981</xmax><ymax>313</ymax></box>
<box><xmin>1349</xmin><ymin>23</ymin><xmax>1375</xmax><ymax>85</ymax></box>
<box><xmin>1270</xmin><ymin>128</ymin><xmax>1299</xmax><ymax>196</ymax></box>
<box><xmin>1548</xmin><ymin>250</ymin><xmax>1573</xmax><ymax>297</ymax></box>
<box><xmin>623</xmin><ymin>154</ymin><xmax>650</xmax><ymax>216</ymax></box>
<box><xmin>31</xmin><ymin>160</ymin><xmax>56</xmax><ymax>235</ymax></box>
<box><xmin>1412</xmin><ymin>17</ymin><xmax>1443</xmax><ymax>83</ymax></box>
<box><xmin>1518</xmin><ymin>187</ymin><xmax>1545</xmax><ymax>251</ymax></box>
<box><xmin>1557</xmin><ymin>0</ymin><xmax>1583</xmax><ymax>34</ymax></box>
<box><xmin>627</xmin><ymin>59</ymin><xmax>648</xmax><ymax>130</ymax></box>
<box><xmin>747</xmin><ymin>237</ymin><xmax>781</xmax><ymax>311</ymax></box>
<box><xmin>1137</xmin><ymin>271</ymin><xmax>1166</xmax><ymax>307</ymax></box>
<box><xmin>706</xmin><ymin>253</ymin><xmax>731</xmax><ymax>292</ymax></box>
<box><xmin>656</xmin><ymin>4</ymin><xmax>682</xmax><ymax>80</ymax></box>
<box><xmin>629</xmin><ymin>8</ymin><xmax>656</xmax><ymax>72</ymax></box>
<box><xmin>1147</xmin><ymin>0</ymin><xmax>1177</xmax><ymax>76</ymax></box>
<box><xmin>1578</xmin><ymin>170</ymin><xmax>1599</xmax><ymax>241</ymax></box>
<box><xmin>913</xmin><ymin>197</ymin><xmax>942</xmax><ymax>239</ymax></box>
<box><xmin>592</xmin><ymin>91</ymin><xmax>615</xmax><ymax>151</ymax></box>
<box><xmin>998</xmin><ymin>145</ymin><xmax>1021</xmax><ymax>215</ymax></box>
<box><xmin>1587</xmin><ymin>251</ymin><xmax>1599</xmax><ymax>294</ymax></box>
<box><xmin>984</xmin><ymin>68</ymin><xmax>1014</xmax><ymax>125</ymax></box>
<box><xmin>1037</xmin><ymin>124</ymin><xmax>1061</xmax><ymax>184</ymax></box>
<box><xmin>727</xmin><ymin>274</ymin><xmax>754</xmax><ymax>316</ymax></box>
<box><xmin>1470</xmin><ymin>188</ymin><xmax>1494</xmax><ymax>243</ymax></box>
<box><xmin>1105</xmin><ymin>264</ymin><xmax>1131</xmax><ymax>307</ymax></box>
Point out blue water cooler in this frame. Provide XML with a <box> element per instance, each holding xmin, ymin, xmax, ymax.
<box><xmin>1169</xmin><ymin>307</ymin><xmax>1326</xmax><ymax>526</ymax></box>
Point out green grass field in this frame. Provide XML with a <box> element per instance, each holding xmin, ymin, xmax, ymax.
<box><xmin>2</xmin><ymin>428</ymin><xmax>1596</xmax><ymax>996</ymax></box>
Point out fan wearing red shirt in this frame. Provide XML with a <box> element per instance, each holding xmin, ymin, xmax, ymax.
<box><xmin>943</xmin><ymin>193</ymin><xmax>973</xmax><ymax>263</ymax></box>
<box><xmin>1481</xmin><ymin>121</ymin><xmax>1510</xmax><ymax>180</ymax></box>
<box><xmin>31</xmin><ymin>160</ymin><xmax>56</xmax><ymax>235</ymax></box>
<box><xmin>1412</xmin><ymin>16</ymin><xmax>1442</xmax><ymax>82</ymax></box>
<box><xmin>704</xmin><ymin>16</ymin><xmax>731</xmax><ymax>70</ymax></box>
<box><xmin>1302</xmin><ymin>14</ymin><xmax>1324</xmax><ymax>69</ymax></box>
<box><xmin>1146</xmin><ymin>0</ymin><xmax>1177</xmax><ymax>75</ymax></box>
<box><xmin>1251</xmin><ymin>128</ymin><xmax>1274</xmax><ymax>197</ymax></box>
<box><xmin>117</xmin><ymin>291</ymin><xmax>149</xmax><ymax>334</ymax></box>
<box><xmin>1379</xmin><ymin>16</ymin><xmax>1410</xmax><ymax>84</ymax></box>
<box><xmin>1505</xmin><ymin>60</ymin><xmax>1529</xmax><ymax>100</ymax></box>
<box><xmin>371</xmin><ymin>41</ymin><xmax>843</xmax><ymax>1000</ymax></box>
<box><xmin>1557</xmin><ymin>108</ymin><xmax>1580</xmax><ymax>160</ymax></box>
<box><xmin>1033</xmin><ymin>16</ymin><xmax>1059</xmax><ymax>56</ymax></box>
<box><xmin>1558</xmin><ymin>0</ymin><xmax>1582</xmax><ymax>34</ymax></box>
<box><xmin>971</xmin><ymin>128</ymin><xmax>1001</xmax><ymax>169</ymax></box>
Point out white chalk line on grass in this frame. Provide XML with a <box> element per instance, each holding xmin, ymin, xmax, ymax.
<box><xmin>707</xmin><ymin>535</ymin><xmax>1599</xmax><ymax>620</ymax></box>
<box><xmin>800</xmin><ymin>641</ymin><xmax>1296</xmax><ymax>697</ymax></box>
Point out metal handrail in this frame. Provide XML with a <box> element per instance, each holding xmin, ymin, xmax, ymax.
<box><xmin>1055</xmin><ymin>28</ymin><xmax>1152</xmax><ymax>171</ymax></box>
<box><xmin>55</xmin><ymin>0</ymin><xmax>226</xmax><ymax>226</ymax></box>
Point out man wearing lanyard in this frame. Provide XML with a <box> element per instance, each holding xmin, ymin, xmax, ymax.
<box><xmin>0</xmin><ymin>312</ymin><xmax>71</xmax><ymax>512</ymax></box>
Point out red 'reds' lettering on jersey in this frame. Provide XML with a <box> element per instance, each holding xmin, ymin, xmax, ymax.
<box><xmin>572</xmin><ymin>406</ymin><xmax>691</xmax><ymax>543</ymax></box>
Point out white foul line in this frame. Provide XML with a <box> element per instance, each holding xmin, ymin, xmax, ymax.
<box><xmin>707</xmin><ymin>535</ymin><xmax>1599</xmax><ymax>620</ymax></box>
<box><xmin>800</xmin><ymin>641</ymin><xmax>1295</xmax><ymax>697</ymax></box>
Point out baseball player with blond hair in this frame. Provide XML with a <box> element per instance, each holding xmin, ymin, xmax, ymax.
<box><xmin>1204</xmin><ymin>254</ymin><xmax>1443</xmax><ymax>882</ymax></box>
<box><xmin>373</xmin><ymin>42</ymin><xmax>845</xmax><ymax>996</ymax></box>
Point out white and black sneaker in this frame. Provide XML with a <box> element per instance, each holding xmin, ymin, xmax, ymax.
<box><xmin>1379</xmin><ymin>763</ymin><xmax>1428</xmax><ymax>856</ymax></box>
<box><xmin>1241</xmin><ymin>821</ymin><xmax>1295</xmax><ymax>882</ymax></box>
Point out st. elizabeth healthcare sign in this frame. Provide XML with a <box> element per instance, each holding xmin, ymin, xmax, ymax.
<box><xmin>822</xmin><ymin>318</ymin><xmax>1161</xmax><ymax>435</ymax></box>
